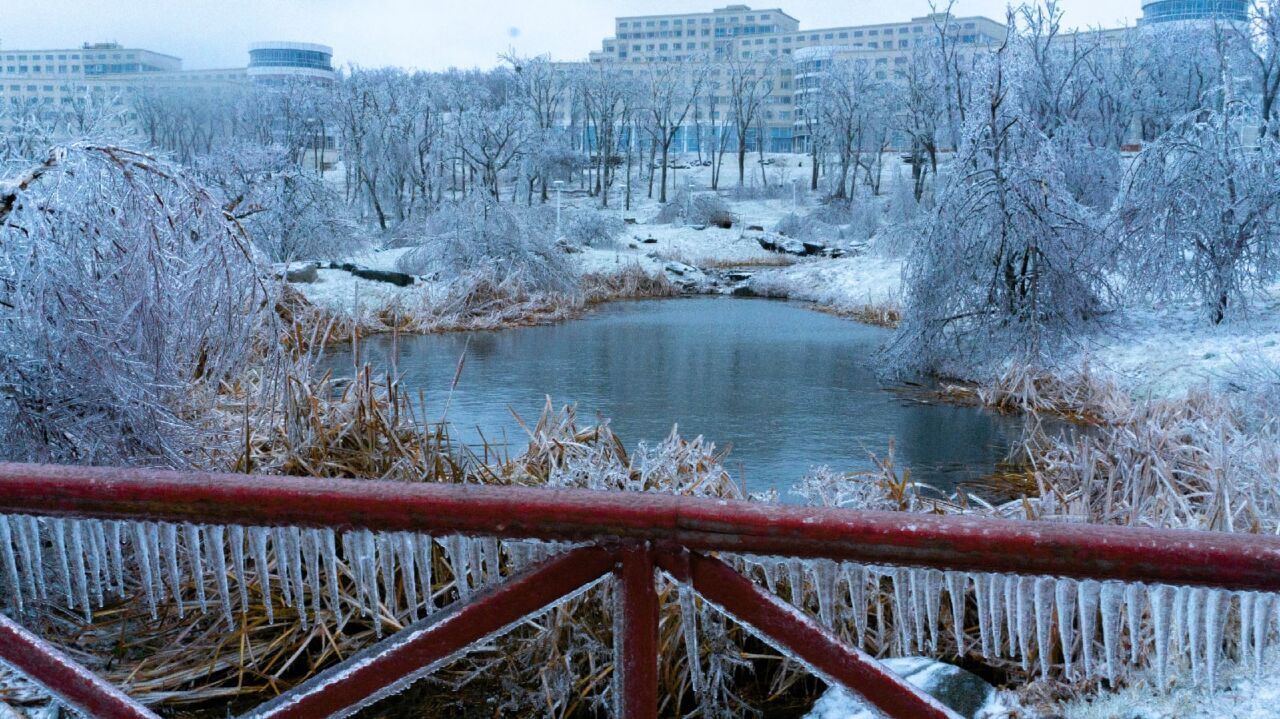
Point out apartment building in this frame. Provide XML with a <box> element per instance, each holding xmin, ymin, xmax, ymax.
<box><xmin>0</xmin><ymin>41</ymin><xmax>334</xmax><ymax>116</ymax></box>
<box><xmin>588</xmin><ymin>6</ymin><xmax>1007</xmax><ymax>153</ymax></box>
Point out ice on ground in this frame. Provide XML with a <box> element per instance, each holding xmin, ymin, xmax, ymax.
<box><xmin>1060</xmin><ymin>647</ymin><xmax>1280</xmax><ymax>719</ymax></box>
<box><xmin>1081</xmin><ymin>290</ymin><xmax>1280</xmax><ymax>399</ymax></box>
<box><xmin>803</xmin><ymin>657</ymin><xmax>1014</xmax><ymax>719</ymax></box>
<box><xmin>748</xmin><ymin>256</ymin><xmax>902</xmax><ymax>310</ymax></box>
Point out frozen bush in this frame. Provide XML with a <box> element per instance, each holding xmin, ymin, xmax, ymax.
<box><xmin>0</xmin><ymin>145</ymin><xmax>270</xmax><ymax>465</ymax></box>
<box><xmin>890</xmin><ymin>51</ymin><xmax>1115</xmax><ymax>378</ymax></box>
<box><xmin>395</xmin><ymin>194</ymin><xmax>575</xmax><ymax>293</ymax></box>
<box><xmin>562</xmin><ymin>208</ymin><xmax>624</xmax><ymax>248</ymax></box>
<box><xmin>196</xmin><ymin>143</ymin><xmax>367</xmax><ymax>263</ymax></box>
<box><xmin>653</xmin><ymin>188</ymin><xmax>735</xmax><ymax>229</ymax></box>
<box><xmin>1118</xmin><ymin>108</ymin><xmax>1280</xmax><ymax>324</ymax></box>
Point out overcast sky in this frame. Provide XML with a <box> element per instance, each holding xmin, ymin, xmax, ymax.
<box><xmin>4</xmin><ymin>1</ymin><xmax>1144</xmax><ymax>71</ymax></box>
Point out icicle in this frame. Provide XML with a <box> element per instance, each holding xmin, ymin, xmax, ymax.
<box><xmin>1149</xmin><ymin>584</ymin><xmax>1173</xmax><ymax>691</ymax></box>
<box><xmin>1078</xmin><ymin>580</ymin><xmax>1100</xmax><ymax>677</ymax></box>
<box><xmin>1125</xmin><ymin>584</ymin><xmax>1143</xmax><ymax>665</ymax></box>
<box><xmin>250</xmin><ymin>527</ymin><xmax>274</xmax><ymax>623</ymax></box>
<box><xmin>0</xmin><ymin>517</ymin><xmax>23</xmax><ymax>614</ymax></box>
<box><xmin>342</xmin><ymin>532</ymin><xmax>367</xmax><ymax>619</ymax></box>
<box><xmin>845</xmin><ymin>563</ymin><xmax>867</xmax><ymax>649</ymax></box>
<box><xmin>69</xmin><ymin>521</ymin><xmax>91</xmax><ymax>622</ymax></box>
<box><xmin>763</xmin><ymin>559</ymin><xmax>780</xmax><ymax>596</ymax></box>
<box><xmin>811</xmin><ymin>559</ymin><xmax>838</xmax><ymax>628</ymax></box>
<box><xmin>377</xmin><ymin>533</ymin><xmax>398</xmax><ymax>618</ymax></box>
<box><xmin>909</xmin><ymin>570</ymin><xmax>927</xmax><ymax>652</ymax></box>
<box><xmin>272</xmin><ymin>527</ymin><xmax>295</xmax><ymax>608</ymax></box>
<box><xmin>415</xmin><ymin>534</ymin><xmax>435</xmax><ymax>615</ymax></box>
<box><xmin>480</xmin><ymin>536</ymin><xmax>500</xmax><ymax>585</ymax></box>
<box><xmin>946</xmin><ymin>573</ymin><xmax>968</xmax><ymax>657</ymax></box>
<box><xmin>25</xmin><ymin>517</ymin><xmax>48</xmax><ymax>600</ymax></box>
<box><xmin>53</xmin><ymin>519</ymin><xmax>73</xmax><ymax>608</ymax></box>
<box><xmin>289</xmin><ymin>528</ymin><xmax>309</xmax><ymax>622</ymax></box>
<box><xmin>397</xmin><ymin>533</ymin><xmax>419</xmax><ymax>621</ymax></box>
<box><xmin>106</xmin><ymin>521</ymin><xmax>124</xmax><ymax>594</ymax></box>
<box><xmin>86</xmin><ymin>521</ymin><xmax>107</xmax><ymax>606</ymax></box>
<box><xmin>468</xmin><ymin>536</ymin><xmax>483</xmax><ymax>590</ymax></box>
<box><xmin>1015</xmin><ymin>576</ymin><xmax>1032</xmax><ymax>672</ymax></box>
<box><xmin>84</xmin><ymin>521</ymin><xmax>105</xmax><ymax>608</ymax></box>
<box><xmin>1171</xmin><ymin>585</ymin><xmax>1188</xmax><ymax>659</ymax></box>
<box><xmin>787</xmin><ymin>559</ymin><xmax>804</xmax><ymax>609</ymax></box>
<box><xmin>14</xmin><ymin>516</ymin><xmax>39</xmax><ymax>608</ymax></box>
<box><xmin>1204</xmin><ymin>589</ymin><xmax>1222</xmax><ymax>691</ymax></box>
<box><xmin>362</xmin><ymin>531</ymin><xmax>382</xmax><ymax>636</ymax></box>
<box><xmin>1186</xmin><ymin>587</ymin><xmax>1204</xmax><ymax>686</ymax></box>
<box><xmin>1100</xmin><ymin>581</ymin><xmax>1124</xmax><ymax>685</ymax></box>
<box><xmin>1055</xmin><ymin>579</ymin><xmax>1077</xmax><ymax>678</ymax></box>
<box><xmin>304</xmin><ymin>529</ymin><xmax>323</xmax><ymax>624</ymax></box>
<box><xmin>1238</xmin><ymin>592</ymin><xmax>1254</xmax><ymax>672</ymax></box>
<box><xmin>1033</xmin><ymin>577</ymin><xmax>1054</xmax><ymax>678</ymax></box>
<box><xmin>322</xmin><ymin>529</ymin><xmax>342</xmax><ymax>621</ymax></box>
<box><xmin>504</xmin><ymin>540</ymin><xmax>529</xmax><ymax>571</ymax></box>
<box><xmin>132</xmin><ymin>522</ymin><xmax>157</xmax><ymax>619</ymax></box>
<box><xmin>974</xmin><ymin>574</ymin><xmax>992</xmax><ymax>659</ymax></box>
<box><xmin>445</xmin><ymin>535</ymin><xmax>471</xmax><ymax>602</ymax></box>
<box><xmin>229</xmin><ymin>526</ymin><xmax>249</xmax><ymax>617</ymax></box>
<box><xmin>1003</xmin><ymin>575</ymin><xmax>1017</xmax><ymax>657</ymax></box>
<box><xmin>207</xmin><ymin>526</ymin><xmax>233</xmax><ymax>628</ymax></box>
<box><xmin>1252</xmin><ymin>593</ymin><xmax>1272</xmax><ymax>677</ymax></box>
<box><xmin>186</xmin><ymin>524</ymin><xmax>208</xmax><ymax>612</ymax></box>
<box><xmin>892</xmin><ymin>568</ymin><xmax>913</xmax><ymax>654</ymax></box>
<box><xmin>678</xmin><ymin>584</ymin><xmax>704</xmax><ymax>694</ymax></box>
<box><xmin>145</xmin><ymin>523</ymin><xmax>164</xmax><ymax>611</ymax></box>
<box><xmin>988</xmin><ymin>574</ymin><xmax>1004</xmax><ymax>659</ymax></box>
<box><xmin>875</xmin><ymin>574</ymin><xmax>887</xmax><ymax>652</ymax></box>
<box><xmin>923</xmin><ymin>570</ymin><xmax>943</xmax><ymax>653</ymax></box>
<box><xmin>161</xmin><ymin>524</ymin><xmax>184</xmax><ymax>616</ymax></box>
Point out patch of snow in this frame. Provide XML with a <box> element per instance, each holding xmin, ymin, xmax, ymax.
<box><xmin>748</xmin><ymin>255</ymin><xmax>902</xmax><ymax>309</ymax></box>
<box><xmin>1059</xmin><ymin>647</ymin><xmax>1280</xmax><ymax>719</ymax></box>
<box><xmin>803</xmin><ymin>657</ymin><xmax>1017</xmax><ymax>719</ymax></box>
<box><xmin>1081</xmin><ymin>290</ymin><xmax>1280</xmax><ymax>398</ymax></box>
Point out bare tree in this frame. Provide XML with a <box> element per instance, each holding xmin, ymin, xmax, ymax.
<box><xmin>641</xmin><ymin>60</ymin><xmax>708</xmax><ymax>202</ymax></box>
<box><xmin>723</xmin><ymin>52</ymin><xmax>777</xmax><ymax>186</ymax></box>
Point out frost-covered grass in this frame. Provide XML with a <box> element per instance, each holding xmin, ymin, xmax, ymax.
<box><xmin>1059</xmin><ymin>647</ymin><xmax>1280</xmax><ymax>719</ymax></box>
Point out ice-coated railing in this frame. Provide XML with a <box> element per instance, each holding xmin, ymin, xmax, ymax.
<box><xmin>0</xmin><ymin>462</ymin><xmax>1278</xmax><ymax>718</ymax></box>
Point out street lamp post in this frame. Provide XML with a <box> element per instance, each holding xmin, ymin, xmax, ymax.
<box><xmin>791</xmin><ymin>178</ymin><xmax>800</xmax><ymax>213</ymax></box>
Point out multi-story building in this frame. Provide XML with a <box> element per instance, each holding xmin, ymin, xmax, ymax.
<box><xmin>588</xmin><ymin>6</ymin><xmax>1008</xmax><ymax>153</ymax></box>
<box><xmin>1140</xmin><ymin>0</ymin><xmax>1249</xmax><ymax>24</ymax></box>
<box><xmin>0</xmin><ymin>41</ymin><xmax>334</xmax><ymax>114</ymax></box>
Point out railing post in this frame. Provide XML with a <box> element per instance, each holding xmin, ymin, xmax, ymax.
<box><xmin>657</xmin><ymin>549</ymin><xmax>963</xmax><ymax>719</ymax></box>
<box><xmin>616</xmin><ymin>543</ymin><xmax>659</xmax><ymax>719</ymax></box>
<box><xmin>0</xmin><ymin>612</ymin><xmax>159</xmax><ymax>719</ymax></box>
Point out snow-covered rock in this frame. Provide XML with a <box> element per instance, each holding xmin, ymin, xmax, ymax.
<box><xmin>803</xmin><ymin>658</ymin><xmax>1003</xmax><ymax>719</ymax></box>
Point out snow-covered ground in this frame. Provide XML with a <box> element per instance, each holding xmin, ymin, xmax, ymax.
<box><xmin>1081</xmin><ymin>292</ymin><xmax>1280</xmax><ymax>399</ymax></box>
<box><xmin>1061</xmin><ymin>648</ymin><xmax>1280</xmax><ymax>719</ymax></box>
<box><xmin>747</xmin><ymin>255</ymin><xmax>902</xmax><ymax>310</ymax></box>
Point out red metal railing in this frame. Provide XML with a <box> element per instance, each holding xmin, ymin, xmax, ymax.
<box><xmin>0</xmin><ymin>461</ymin><xmax>1278</xmax><ymax>718</ymax></box>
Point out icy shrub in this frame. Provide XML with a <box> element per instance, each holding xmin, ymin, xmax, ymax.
<box><xmin>654</xmin><ymin>188</ymin><xmax>735</xmax><ymax>229</ymax></box>
<box><xmin>0</xmin><ymin>145</ymin><xmax>269</xmax><ymax>465</ymax></box>
<box><xmin>1053</xmin><ymin>129</ymin><xmax>1122</xmax><ymax>211</ymax></box>
<box><xmin>562</xmin><ymin>207</ymin><xmax>624</xmax><ymax>248</ymax></box>
<box><xmin>774</xmin><ymin>211</ymin><xmax>807</xmax><ymax>237</ymax></box>
<box><xmin>1117</xmin><ymin>109</ymin><xmax>1280</xmax><ymax>324</ymax></box>
<box><xmin>395</xmin><ymin>194</ymin><xmax>575</xmax><ymax>293</ymax></box>
<box><xmin>890</xmin><ymin>65</ymin><xmax>1115</xmax><ymax>377</ymax></box>
<box><xmin>196</xmin><ymin>143</ymin><xmax>367</xmax><ymax>263</ymax></box>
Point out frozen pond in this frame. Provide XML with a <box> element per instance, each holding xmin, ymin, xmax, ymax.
<box><xmin>328</xmin><ymin>298</ymin><xmax>1025</xmax><ymax>499</ymax></box>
